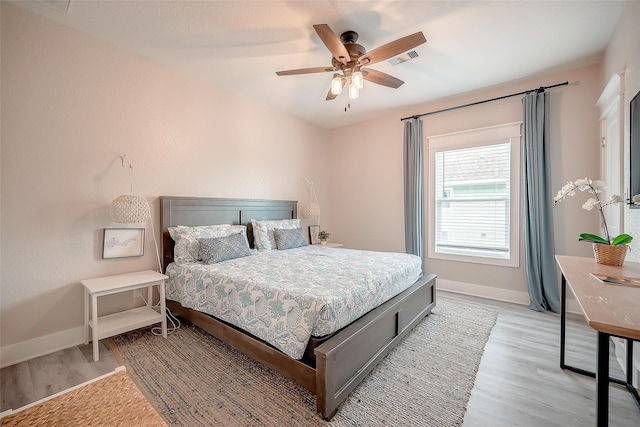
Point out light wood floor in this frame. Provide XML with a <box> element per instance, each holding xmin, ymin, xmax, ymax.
<box><xmin>1</xmin><ymin>292</ymin><xmax>638</xmax><ymax>426</ymax></box>
<box><xmin>0</xmin><ymin>340</ymin><xmax>118</xmax><ymax>412</ymax></box>
<box><xmin>446</xmin><ymin>292</ymin><xmax>640</xmax><ymax>427</ymax></box>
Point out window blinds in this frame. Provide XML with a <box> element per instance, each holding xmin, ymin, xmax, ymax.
<box><xmin>434</xmin><ymin>142</ymin><xmax>511</xmax><ymax>258</ymax></box>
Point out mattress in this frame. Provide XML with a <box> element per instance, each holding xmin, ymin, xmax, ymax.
<box><xmin>166</xmin><ymin>245</ymin><xmax>422</xmax><ymax>359</ymax></box>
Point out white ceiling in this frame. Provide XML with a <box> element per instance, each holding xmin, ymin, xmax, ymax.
<box><xmin>12</xmin><ymin>0</ymin><xmax>626</xmax><ymax>129</ymax></box>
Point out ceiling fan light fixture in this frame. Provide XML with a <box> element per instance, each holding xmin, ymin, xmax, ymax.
<box><xmin>276</xmin><ymin>25</ymin><xmax>426</xmax><ymax>105</ymax></box>
<box><xmin>348</xmin><ymin>82</ymin><xmax>359</xmax><ymax>99</ymax></box>
<box><xmin>331</xmin><ymin>74</ymin><xmax>343</xmax><ymax>95</ymax></box>
<box><xmin>352</xmin><ymin>69</ymin><xmax>364</xmax><ymax>90</ymax></box>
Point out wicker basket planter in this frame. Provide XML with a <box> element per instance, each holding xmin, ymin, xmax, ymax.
<box><xmin>592</xmin><ymin>243</ymin><xmax>629</xmax><ymax>266</ymax></box>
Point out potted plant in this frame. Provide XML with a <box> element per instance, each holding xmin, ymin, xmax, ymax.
<box><xmin>317</xmin><ymin>230</ymin><xmax>331</xmax><ymax>245</ymax></box>
<box><xmin>553</xmin><ymin>177</ymin><xmax>640</xmax><ymax>265</ymax></box>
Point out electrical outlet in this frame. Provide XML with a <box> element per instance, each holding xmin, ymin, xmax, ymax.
<box><xmin>134</xmin><ymin>289</ymin><xmax>142</xmax><ymax>298</ymax></box>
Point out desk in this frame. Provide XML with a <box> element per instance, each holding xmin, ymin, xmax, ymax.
<box><xmin>556</xmin><ymin>255</ymin><xmax>640</xmax><ymax>426</ymax></box>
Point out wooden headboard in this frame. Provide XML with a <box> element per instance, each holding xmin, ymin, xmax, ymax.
<box><xmin>159</xmin><ymin>196</ymin><xmax>297</xmax><ymax>271</ymax></box>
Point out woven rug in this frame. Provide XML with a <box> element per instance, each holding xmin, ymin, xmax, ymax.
<box><xmin>111</xmin><ymin>297</ymin><xmax>497</xmax><ymax>426</ymax></box>
<box><xmin>0</xmin><ymin>368</ymin><xmax>167</xmax><ymax>426</ymax></box>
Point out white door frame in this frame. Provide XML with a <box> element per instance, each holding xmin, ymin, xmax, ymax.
<box><xmin>596</xmin><ymin>71</ymin><xmax>625</xmax><ymax>236</ymax></box>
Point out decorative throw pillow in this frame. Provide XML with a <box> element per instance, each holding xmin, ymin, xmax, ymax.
<box><xmin>198</xmin><ymin>233</ymin><xmax>253</xmax><ymax>264</ymax></box>
<box><xmin>273</xmin><ymin>228</ymin><xmax>308</xmax><ymax>250</ymax></box>
<box><xmin>168</xmin><ymin>224</ymin><xmax>247</xmax><ymax>264</ymax></box>
<box><xmin>250</xmin><ymin>219</ymin><xmax>301</xmax><ymax>251</ymax></box>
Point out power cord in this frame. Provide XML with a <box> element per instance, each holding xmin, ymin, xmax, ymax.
<box><xmin>137</xmin><ymin>289</ymin><xmax>181</xmax><ymax>335</ymax></box>
<box><xmin>152</xmin><ymin>307</ymin><xmax>181</xmax><ymax>336</ymax></box>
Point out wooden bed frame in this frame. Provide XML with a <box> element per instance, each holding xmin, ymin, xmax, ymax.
<box><xmin>160</xmin><ymin>196</ymin><xmax>436</xmax><ymax>419</ymax></box>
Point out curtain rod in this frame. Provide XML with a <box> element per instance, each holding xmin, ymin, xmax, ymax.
<box><xmin>400</xmin><ymin>81</ymin><xmax>569</xmax><ymax>122</ymax></box>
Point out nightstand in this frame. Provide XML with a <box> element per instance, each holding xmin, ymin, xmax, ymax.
<box><xmin>81</xmin><ymin>270</ymin><xmax>168</xmax><ymax>361</ymax></box>
<box><xmin>318</xmin><ymin>242</ymin><xmax>343</xmax><ymax>248</ymax></box>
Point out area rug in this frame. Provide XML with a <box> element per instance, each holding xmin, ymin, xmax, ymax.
<box><xmin>0</xmin><ymin>367</ymin><xmax>167</xmax><ymax>426</ymax></box>
<box><xmin>111</xmin><ymin>297</ymin><xmax>497</xmax><ymax>426</ymax></box>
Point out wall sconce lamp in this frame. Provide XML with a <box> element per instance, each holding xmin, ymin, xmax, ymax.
<box><xmin>109</xmin><ymin>155</ymin><xmax>151</xmax><ymax>223</ymax></box>
<box><xmin>301</xmin><ymin>178</ymin><xmax>320</xmax><ymax>220</ymax></box>
<box><xmin>109</xmin><ymin>154</ymin><xmax>163</xmax><ymax>272</ymax></box>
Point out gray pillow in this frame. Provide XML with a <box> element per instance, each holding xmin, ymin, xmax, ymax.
<box><xmin>273</xmin><ymin>228</ymin><xmax>308</xmax><ymax>250</ymax></box>
<box><xmin>198</xmin><ymin>233</ymin><xmax>253</xmax><ymax>264</ymax></box>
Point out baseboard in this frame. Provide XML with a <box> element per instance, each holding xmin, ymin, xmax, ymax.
<box><xmin>0</xmin><ymin>280</ymin><xmax>583</xmax><ymax>368</ymax></box>
<box><xmin>437</xmin><ymin>279</ymin><xmax>583</xmax><ymax>314</ymax></box>
<box><xmin>0</xmin><ymin>326</ymin><xmax>85</xmax><ymax>368</ymax></box>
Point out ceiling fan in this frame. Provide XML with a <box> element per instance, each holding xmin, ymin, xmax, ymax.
<box><xmin>276</xmin><ymin>24</ymin><xmax>427</xmax><ymax>101</ymax></box>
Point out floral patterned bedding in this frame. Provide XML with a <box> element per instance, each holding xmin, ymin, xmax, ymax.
<box><xmin>165</xmin><ymin>245</ymin><xmax>422</xmax><ymax>359</ymax></box>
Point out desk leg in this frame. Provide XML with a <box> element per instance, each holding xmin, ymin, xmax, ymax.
<box><xmin>560</xmin><ymin>274</ymin><xmax>567</xmax><ymax>369</ymax></box>
<box><xmin>596</xmin><ymin>331</ymin><xmax>610</xmax><ymax>427</ymax></box>
<box><xmin>91</xmin><ymin>294</ymin><xmax>99</xmax><ymax>362</ymax></box>
<box><xmin>626</xmin><ymin>338</ymin><xmax>634</xmax><ymax>386</ymax></box>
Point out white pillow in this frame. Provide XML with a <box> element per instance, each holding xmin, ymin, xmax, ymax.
<box><xmin>168</xmin><ymin>224</ymin><xmax>247</xmax><ymax>265</ymax></box>
<box><xmin>251</xmin><ymin>219</ymin><xmax>300</xmax><ymax>250</ymax></box>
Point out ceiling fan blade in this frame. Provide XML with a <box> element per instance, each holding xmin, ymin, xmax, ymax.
<box><xmin>276</xmin><ymin>67</ymin><xmax>336</xmax><ymax>76</ymax></box>
<box><xmin>313</xmin><ymin>24</ymin><xmax>351</xmax><ymax>65</ymax></box>
<box><xmin>358</xmin><ymin>32</ymin><xmax>426</xmax><ymax>66</ymax></box>
<box><xmin>363</xmin><ymin>68</ymin><xmax>404</xmax><ymax>88</ymax></box>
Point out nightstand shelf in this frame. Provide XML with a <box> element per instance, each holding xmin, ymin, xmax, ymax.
<box><xmin>89</xmin><ymin>306</ymin><xmax>163</xmax><ymax>341</ymax></box>
<box><xmin>82</xmin><ymin>270</ymin><xmax>168</xmax><ymax>361</ymax></box>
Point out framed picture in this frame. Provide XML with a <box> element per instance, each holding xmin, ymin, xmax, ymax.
<box><xmin>102</xmin><ymin>228</ymin><xmax>145</xmax><ymax>259</ymax></box>
<box><xmin>309</xmin><ymin>225</ymin><xmax>320</xmax><ymax>245</ymax></box>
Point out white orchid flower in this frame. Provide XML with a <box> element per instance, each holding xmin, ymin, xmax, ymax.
<box><xmin>574</xmin><ymin>178</ymin><xmax>586</xmax><ymax>187</ymax></box>
<box><xmin>560</xmin><ymin>183</ymin><xmax>575</xmax><ymax>197</ymax></box>
<box><xmin>554</xmin><ymin>177</ymin><xmax>635</xmax><ymax>246</ymax></box>
<box><xmin>582</xmin><ymin>198</ymin><xmax>599</xmax><ymax>211</ymax></box>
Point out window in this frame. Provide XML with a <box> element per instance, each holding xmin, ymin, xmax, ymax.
<box><xmin>427</xmin><ymin>123</ymin><xmax>521</xmax><ymax>267</ymax></box>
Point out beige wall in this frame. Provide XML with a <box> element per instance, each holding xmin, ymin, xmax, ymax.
<box><xmin>328</xmin><ymin>65</ymin><xmax>603</xmax><ymax>301</ymax></box>
<box><xmin>0</xmin><ymin>3</ymin><xmax>330</xmax><ymax>358</ymax></box>
<box><xmin>603</xmin><ymin>0</ymin><xmax>640</xmax><ymax>262</ymax></box>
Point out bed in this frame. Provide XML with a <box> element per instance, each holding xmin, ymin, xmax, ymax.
<box><xmin>160</xmin><ymin>196</ymin><xmax>436</xmax><ymax>419</ymax></box>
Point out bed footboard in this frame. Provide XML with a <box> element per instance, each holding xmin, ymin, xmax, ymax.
<box><xmin>166</xmin><ymin>273</ymin><xmax>436</xmax><ymax>421</ymax></box>
<box><xmin>315</xmin><ymin>274</ymin><xmax>436</xmax><ymax>419</ymax></box>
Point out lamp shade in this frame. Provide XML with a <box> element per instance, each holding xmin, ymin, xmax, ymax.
<box><xmin>109</xmin><ymin>195</ymin><xmax>151</xmax><ymax>223</ymax></box>
<box><xmin>352</xmin><ymin>70</ymin><xmax>364</xmax><ymax>89</ymax></box>
<box><xmin>300</xmin><ymin>203</ymin><xmax>320</xmax><ymax>219</ymax></box>
<box><xmin>348</xmin><ymin>82</ymin><xmax>359</xmax><ymax>99</ymax></box>
<box><xmin>331</xmin><ymin>74</ymin><xmax>343</xmax><ymax>95</ymax></box>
